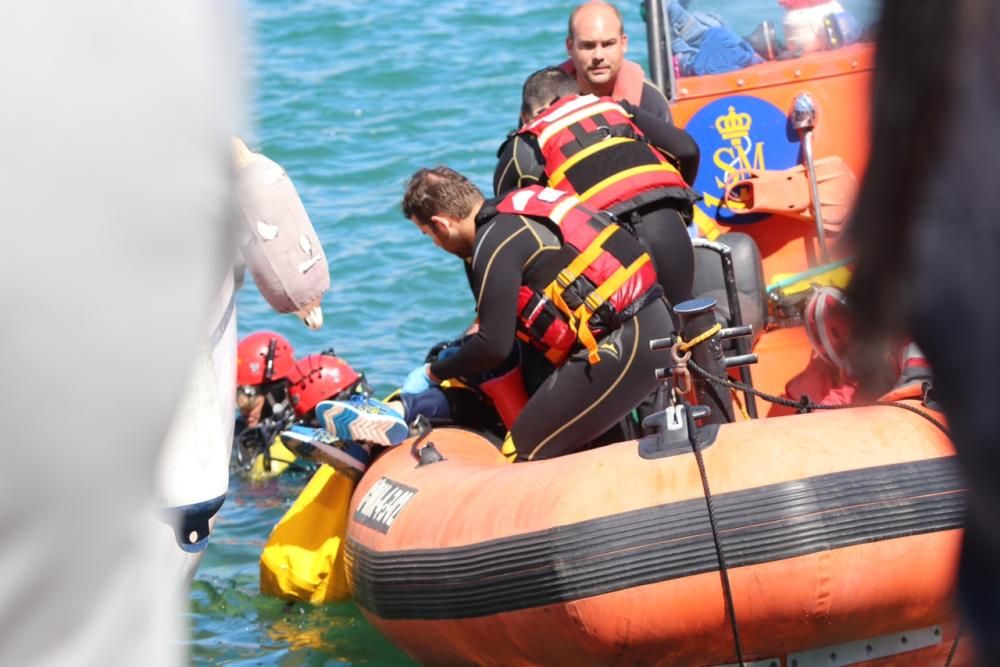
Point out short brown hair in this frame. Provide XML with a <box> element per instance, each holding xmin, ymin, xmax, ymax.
<box><xmin>401</xmin><ymin>166</ymin><xmax>483</xmax><ymax>224</ymax></box>
<box><xmin>521</xmin><ymin>67</ymin><xmax>579</xmax><ymax>120</ymax></box>
<box><xmin>567</xmin><ymin>1</ymin><xmax>624</xmax><ymax>40</ymax></box>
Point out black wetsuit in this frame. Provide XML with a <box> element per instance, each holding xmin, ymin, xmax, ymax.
<box><xmin>493</xmin><ymin>100</ymin><xmax>699</xmax><ymax>316</ymax></box>
<box><xmin>636</xmin><ymin>80</ymin><xmax>673</xmax><ymax>122</ymax></box>
<box><xmin>429</xmin><ymin>204</ymin><xmax>672</xmax><ymax>460</ymax></box>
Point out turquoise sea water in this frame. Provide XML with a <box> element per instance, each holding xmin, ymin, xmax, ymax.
<box><xmin>192</xmin><ymin>1</ymin><xmax>876</xmax><ymax>664</ymax></box>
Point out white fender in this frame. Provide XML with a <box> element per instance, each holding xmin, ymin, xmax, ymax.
<box><xmin>155</xmin><ymin>269</ymin><xmax>238</xmax><ymax>579</ymax></box>
<box><xmin>233</xmin><ymin>137</ymin><xmax>329</xmax><ymax>329</ymax></box>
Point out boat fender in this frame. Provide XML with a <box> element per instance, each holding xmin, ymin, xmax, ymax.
<box><xmin>159</xmin><ymin>493</ymin><xmax>227</xmax><ymax>553</ymax></box>
<box><xmin>232</xmin><ymin>137</ymin><xmax>330</xmax><ymax>327</ymax></box>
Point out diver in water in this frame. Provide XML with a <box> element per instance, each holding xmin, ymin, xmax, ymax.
<box><xmin>235</xmin><ymin>331</ymin><xmax>297</xmax><ymax>430</ymax></box>
<box><xmin>266</xmin><ymin>350</ymin><xmax>376</xmax><ymax>478</ymax></box>
<box><xmin>279</xmin><ymin>340</ymin><xmax>509</xmax><ymax>478</ymax></box>
<box><xmin>232</xmin><ymin>331</ymin><xmax>300</xmax><ymax>473</ymax></box>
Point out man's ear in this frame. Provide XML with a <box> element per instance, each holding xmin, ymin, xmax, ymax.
<box><xmin>565</xmin><ymin>36</ymin><xmax>573</xmax><ymax>55</ymax></box>
<box><xmin>621</xmin><ymin>32</ymin><xmax>629</xmax><ymax>54</ymax></box>
<box><xmin>429</xmin><ymin>214</ymin><xmax>451</xmax><ymax>235</ymax></box>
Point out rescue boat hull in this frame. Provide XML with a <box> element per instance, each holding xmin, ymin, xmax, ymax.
<box><xmin>345</xmin><ymin>404</ymin><xmax>966</xmax><ymax>665</ymax></box>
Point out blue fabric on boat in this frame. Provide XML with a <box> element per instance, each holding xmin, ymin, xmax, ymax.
<box><xmin>400</xmin><ymin>387</ymin><xmax>452</xmax><ymax>421</ymax></box>
<box><xmin>667</xmin><ymin>1</ymin><xmax>761</xmax><ymax>77</ymax></box>
<box><xmin>690</xmin><ymin>27</ymin><xmax>762</xmax><ymax>76</ymax></box>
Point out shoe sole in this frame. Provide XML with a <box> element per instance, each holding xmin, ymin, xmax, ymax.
<box><xmin>280</xmin><ymin>429</ymin><xmax>369</xmax><ymax>481</ymax></box>
<box><xmin>318</xmin><ymin>401</ymin><xmax>409</xmax><ymax>447</ymax></box>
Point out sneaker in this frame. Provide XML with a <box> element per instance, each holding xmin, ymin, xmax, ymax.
<box><xmin>316</xmin><ymin>397</ymin><xmax>409</xmax><ymax>447</ymax></box>
<box><xmin>279</xmin><ymin>424</ymin><xmax>371</xmax><ymax>481</ymax></box>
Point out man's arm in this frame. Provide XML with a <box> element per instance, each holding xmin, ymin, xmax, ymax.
<box><xmin>430</xmin><ymin>215</ymin><xmax>545</xmax><ymax>379</ymax></box>
<box><xmin>623</xmin><ymin>99</ymin><xmax>700</xmax><ymax>184</ymax></box>
<box><xmin>639</xmin><ymin>80</ymin><xmax>673</xmax><ymax>124</ymax></box>
<box><xmin>493</xmin><ymin>134</ymin><xmax>546</xmax><ymax>197</ymax></box>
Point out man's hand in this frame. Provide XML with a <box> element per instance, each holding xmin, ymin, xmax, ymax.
<box><xmin>401</xmin><ymin>364</ymin><xmax>437</xmax><ymax>395</ymax></box>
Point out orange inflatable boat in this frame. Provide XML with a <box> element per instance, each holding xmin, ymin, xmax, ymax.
<box><xmin>334</xmin><ymin>4</ymin><xmax>973</xmax><ymax>665</ymax></box>
<box><xmin>345</xmin><ymin>401</ymin><xmax>966</xmax><ymax>666</ymax></box>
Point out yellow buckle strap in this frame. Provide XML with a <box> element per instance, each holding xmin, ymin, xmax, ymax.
<box><xmin>550</xmin><ymin>223</ymin><xmax>618</xmax><ymax>294</ymax></box>
<box><xmin>543</xmin><ymin>283</ymin><xmax>577</xmax><ymax>329</ymax></box>
<box><xmin>584</xmin><ymin>291</ymin><xmax>606</xmax><ymax>312</ymax></box>
<box><xmin>575</xmin><ymin>314</ymin><xmax>602</xmax><ymax>364</ymax></box>
<box><xmin>541</xmin><ymin>223</ymin><xmax>615</xmax><ymax>363</ymax></box>
<box><xmin>574</xmin><ymin>252</ymin><xmax>653</xmax><ymax>365</ymax></box>
<box><xmin>593</xmin><ymin>253</ymin><xmax>651</xmax><ymax>304</ymax></box>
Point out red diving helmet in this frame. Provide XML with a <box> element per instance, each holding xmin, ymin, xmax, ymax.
<box><xmin>804</xmin><ymin>286</ymin><xmax>851</xmax><ymax>370</ymax></box>
<box><xmin>287</xmin><ymin>351</ymin><xmax>362</xmax><ymax>418</ymax></box>
<box><xmin>237</xmin><ymin>331</ymin><xmax>296</xmax><ymax>386</ymax></box>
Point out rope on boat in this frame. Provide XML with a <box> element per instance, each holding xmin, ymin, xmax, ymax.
<box><xmin>944</xmin><ymin>623</ymin><xmax>962</xmax><ymax>667</ymax></box>
<box><xmin>683</xmin><ymin>397</ymin><xmax>746</xmax><ymax>667</ymax></box>
<box><xmin>685</xmin><ymin>360</ymin><xmax>951</xmax><ymax>437</ymax></box>
<box><xmin>675</xmin><ymin>323</ymin><xmax>722</xmax><ymax>352</ymax></box>
<box><xmin>670</xmin><ymin>328</ymin><xmax>951</xmax><ymax>667</ymax></box>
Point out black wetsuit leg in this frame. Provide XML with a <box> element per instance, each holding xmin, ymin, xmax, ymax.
<box><xmin>630</xmin><ymin>203</ymin><xmax>695</xmax><ymax>315</ymax></box>
<box><xmin>509</xmin><ymin>300</ymin><xmax>672</xmax><ymax>461</ymax></box>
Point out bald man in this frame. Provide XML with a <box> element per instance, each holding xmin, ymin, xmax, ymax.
<box><xmin>561</xmin><ymin>1</ymin><xmax>672</xmax><ymax>121</ymax></box>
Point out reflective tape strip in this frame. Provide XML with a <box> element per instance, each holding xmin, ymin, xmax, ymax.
<box><xmin>549</xmin><ymin>193</ymin><xmax>580</xmax><ymax>223</ymax></box>
<box><xmin>537</xmin><ymin>101</ymin><xmax>625</xmax><ymax>148</ymax></box>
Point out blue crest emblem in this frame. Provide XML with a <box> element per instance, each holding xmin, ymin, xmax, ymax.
<box><xmin>685</xmin><ymin>95</ymin><xmax>801</xmax><ymax>228</ymax></box>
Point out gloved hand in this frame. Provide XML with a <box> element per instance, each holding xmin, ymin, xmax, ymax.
<box><xmin>401</xmin><ymin>364</ymin><xmax>435</xmax><ymax>395</ymax></box>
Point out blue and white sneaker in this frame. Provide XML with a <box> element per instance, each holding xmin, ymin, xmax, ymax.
<box><xmin>316</xmin><ymin>396</ymin><xmax>409</xmax><ymax>447</ymax></box>
<box><xmin>279</xmin><ymin>424</ymin><xmax>371</xmax><ymax>481</ymax></box>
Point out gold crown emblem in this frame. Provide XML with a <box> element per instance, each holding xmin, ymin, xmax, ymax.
<box><xmin>715</xmin><ymin>106</ymin><xmax>752</xmax><ymax>142</ymax></box>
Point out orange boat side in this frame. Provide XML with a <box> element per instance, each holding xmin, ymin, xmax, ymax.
<box><xmin>345</xmin><ymin>402</ymin><xmax>964</xmax><ymax>665</ymax></box>
<box><xmin>673</xmin><ymin>44</ymin><xmax>873</xmax><ymax>283</ymax></box>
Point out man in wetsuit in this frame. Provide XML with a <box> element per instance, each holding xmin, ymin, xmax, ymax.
<box><xmin>494</xmin><ymin>66</ymin><xmax>700</xmax><ymax>317</ymax></box>
<box><xmin>563</xmin><ymin>1</ymin><xmax>672</xmax><ymax>121</ymax></box>
<box><xmin>395</xmin><ymin>166</ymin><xmax>672</xmax><ymax>461</ymax></box>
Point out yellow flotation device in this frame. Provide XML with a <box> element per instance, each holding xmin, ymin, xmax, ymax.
<box><xmin>247</xmin><ymin>436</ymin><xmax>299</xmax><ymax>482</ymax></box>
<box><xmin>259</xmin><ymin>464</ymin><xmax>355</xmax><ymax>602</ymax></box>
<box><xmin>258</xmin><ymin>384</ymin><xmax>471</xmax><ymax>602</ymax></box>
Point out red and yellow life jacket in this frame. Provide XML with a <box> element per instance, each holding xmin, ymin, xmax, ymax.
<box><xmin>519</xmin><ymin>94</ymin><xmax>691</xmax><ymax>215</ymax></box>
<box><xmin>496</xmin><ymin>185</ymin><xmax>661</xmax><ymax>365</ymax></box>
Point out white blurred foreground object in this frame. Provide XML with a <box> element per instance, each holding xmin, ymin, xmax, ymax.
<box><xmin>233</xmin><ymin>136</ymin><xmax>330</xmax><ymax>329</ymax></box>
<box><xmin>0</xmin><ymin>2</ymin><xmax>243</xmax><ymax>666</ymax></box>
<box><xmin>155</xmin><ymin>269</ymin><xmax>238</xmax><ymax>582</ymax></box>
